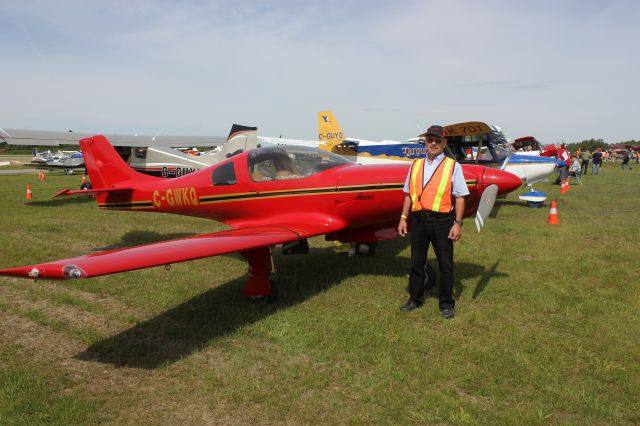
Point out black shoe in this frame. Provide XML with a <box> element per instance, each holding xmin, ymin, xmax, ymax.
<box><xmin>440</xmin><ymin>307</ymin><xmax>455</xmax><ymax>319</ymax></box>
<box><xmin>400</xmin><ymin>298</ymin><xmax>422</xmax><ymax>312</ymax></box>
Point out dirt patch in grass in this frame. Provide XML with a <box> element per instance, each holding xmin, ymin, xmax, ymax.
<box><xmin>1</xmin><ymin>280</ymin><xmax>146</xmax><ymax>317</ymax></box>
<box><xmin>0</xmin><ymin>286</ymin><xmax>130</xmax><ymax>338</ymax></box>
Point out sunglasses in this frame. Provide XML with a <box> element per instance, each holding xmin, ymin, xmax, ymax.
<box><xmin>425</xmin><ymin>137</ymin><xmax>444</xmax><ymax>144</ymax></box>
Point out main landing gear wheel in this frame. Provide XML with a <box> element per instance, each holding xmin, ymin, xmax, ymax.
<box><xmin>249</xmin><ymin>279</ymin><xmax>277</xmax><ymax>303</ymax></box>
<box><xmin>354</xmin><ymin>242</ymin><xmax>377</xmax><ymax>256</ymax></box>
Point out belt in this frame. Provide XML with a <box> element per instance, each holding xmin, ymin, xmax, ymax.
<box><xmin>413</xmin><ymin>209</ymin><xmax>452</xmax><ymax>218</ymax></box>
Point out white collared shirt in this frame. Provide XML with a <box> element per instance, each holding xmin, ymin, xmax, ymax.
<box><xmin>402</xmin><ymin>153</ymin><xmax>470</xmax><ymax>198</ymax></box>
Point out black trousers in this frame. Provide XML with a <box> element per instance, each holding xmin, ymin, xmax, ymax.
<box><xmin>409</xmin><ymin>212</ymin><xmax>455</xmax><ymax>310</ymax></box>
<box><xmin>581</xmin><ymin>159</ymin><xmax>589</xmax><ymax>175</ymax></box>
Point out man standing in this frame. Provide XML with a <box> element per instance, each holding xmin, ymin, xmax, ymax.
<box><xmin>397</xmin><ymin>125</ymin><xmax>469</xmax><ymax>319</ymax></box>
<box><xmin>592</xmin><ymin>147</ymin><xmax>603</xmax><ymax>175</ymax></box>
<box><xmin>580</xmin><ymin>148</ymin><xmax>591</xmax><ymax>176</ymax></box>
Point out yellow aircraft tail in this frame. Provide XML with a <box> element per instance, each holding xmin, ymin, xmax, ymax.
<box><xmin>317</xmin><ymin>111</ymin><xmax>345</xmax><ymax>150</ymax></box>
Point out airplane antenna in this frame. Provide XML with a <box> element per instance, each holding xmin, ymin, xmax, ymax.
<box><xmin>500</xmin><ymin>152</ymin><xmax>513</xmax><ymax>171</ymax></box>
<box><xmin>152</xmin><ymin>128</ymin><xmax>165</xmax><ymax>142</ymax></box>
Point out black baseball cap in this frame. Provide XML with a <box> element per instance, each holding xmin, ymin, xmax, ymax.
<box><xmin>419</xmin><ymin>125</ymin><xmax>446</xmax><ymax>139</ymax></box>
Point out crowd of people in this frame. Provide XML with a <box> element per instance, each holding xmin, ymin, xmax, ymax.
<box><xmin>556</xmin><ymin>145</ymin><xmax>637</xmax><ymax>182</ymax></box>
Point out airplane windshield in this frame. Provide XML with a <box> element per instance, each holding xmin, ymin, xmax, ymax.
<box><xmin>446</xmin><ymin>136</ymin><xmax>510</xmax><ymax>163</ymax></box>
<box><xmin>513</xmin><ymin>138</ymin><xmax>541</xmax><ymax>152</ymax></box>
<box><xmin>247</xmin><ymin>146</ymin><xmax>352</xmax><ymax>182</ymax></box>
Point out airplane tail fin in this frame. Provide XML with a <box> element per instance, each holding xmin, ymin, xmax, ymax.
<box><xmin>80</xmin><ymin>135</ymin><xmax>155</xmax><ymax>188</ymax></box>
<box><xmin>220</xmin><ymin>124</ymin><xmax>257</xmax><ymax>159</ymax></box>
<box><xmin>317</xmin><ymin>111</ymin><xmax>345</xmax><ymax>151</ymax></box>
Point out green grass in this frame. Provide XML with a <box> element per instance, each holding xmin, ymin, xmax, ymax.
<box><xmin>0</xmin><ymin>164</ymin><xmax>639</xmax><ymax>424</ymax></box>
<box><xmin>0</xmin><ymin>346</ymin><xmax>98</xmax><ymax>425</ymax></box>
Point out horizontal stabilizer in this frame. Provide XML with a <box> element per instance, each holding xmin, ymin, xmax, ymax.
<box><xmin>53</xmin><ymin>187</ymin><xmax>133</xmax><ymax>198</ymax></box>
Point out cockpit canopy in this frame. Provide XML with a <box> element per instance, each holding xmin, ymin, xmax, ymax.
<box><xmin>445</xmin><ymin>128</ymin><xmax>510</xmax><ymax>164</ymax></box>
<box><xmin>247</xmin><ymin>145</ymin><xmax>352</xmax><ymax>181</ymax></box>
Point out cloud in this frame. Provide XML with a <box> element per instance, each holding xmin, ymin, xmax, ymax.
<box><xmin>0</xmin><ymin>0</ymin><xmax>639</xmax><ymax>142</ymax></box>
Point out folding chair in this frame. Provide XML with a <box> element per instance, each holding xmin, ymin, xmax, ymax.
<box><xmin>568</xmin><ymin>166</ymin><xmax>582</xmax><ymax>185</ymax></box>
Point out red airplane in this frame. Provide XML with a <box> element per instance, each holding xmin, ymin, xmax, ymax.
<box><xmin>0</xmin><ymin>135</ymin><xmax>521</xmax><ymax>300</ymax></box>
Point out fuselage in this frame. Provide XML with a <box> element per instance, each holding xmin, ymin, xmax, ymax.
<box><xmin>95</xmin><ymin>146</ymin><xmax>522</xmax><ymax>241</ymax></box>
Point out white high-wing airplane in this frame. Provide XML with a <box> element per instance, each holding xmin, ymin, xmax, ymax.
<box><xmin>1</xmin><ymin>125</ymin><xmax>255</xmax><ymax>178</ymax></box>
<box><xmin>0</xmin><ymin>127</ymin><xmax>226</xmax><ymax>148</ymax></box>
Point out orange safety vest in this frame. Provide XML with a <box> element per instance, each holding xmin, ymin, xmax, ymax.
<box><xmin>409</xmin><ymin>157</ymin><xmax>456</xmax><ymax>212</ymax></box>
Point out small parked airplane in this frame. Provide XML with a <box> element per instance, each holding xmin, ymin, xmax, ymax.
<box><xmin>443</xmin><ymin>122</ymin><xmax>556</xmax><ymax>187</ymax></box>
<box><xmin>1</xmin><ymin>125</ymin><xmax>256</xmax><ymax>179</ymax></box>
<box><xmin>30</xmin><ymin>149</ymin><xmax>85</xmax><ymax>175</ymax></box>
<box><xmin>0</xmin><ymin>127</ymin><xmax>226</xmax><ymax>148</ymax></box>
<box><xmin>271</xmin><ymin>112</ymin><xmax>556</xmax><ymax>188</ymax></box>
<box><xmin>0</xmin><ymin>134</ymin><xmax>522</xmax><ymax>300</ymax></box>
<box><xmin>121</xmin><ymin>124</ymin><xmax>257</xmax><ymax>178</ymax></box>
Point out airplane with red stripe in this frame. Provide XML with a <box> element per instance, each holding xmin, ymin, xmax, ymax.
<box><xmin>0</xmin><ymin>135</ymin><xmax>521</xmax><ymax>300</ymax></box>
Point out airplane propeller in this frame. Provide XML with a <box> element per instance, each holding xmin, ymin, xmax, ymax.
<box><xmin>474</xmin><ymin>184</ymin><xmax>498</xmax><ymax>233</ymax></box>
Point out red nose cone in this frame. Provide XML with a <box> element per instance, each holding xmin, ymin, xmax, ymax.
<box><xmin>484</xmin><ymin>168</ymin><xmax>522</xmax><ymax>195</ymax></box>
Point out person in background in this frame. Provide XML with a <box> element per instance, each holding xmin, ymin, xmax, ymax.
<box><xmin>555</xmin><ymin>143</ymin><xmax>570</xmax><ymax>184</ymax></box>
<box><xmin>621</xmin><ymin>151</ymin><xmax>632</xmax><ymax>170</ymax></box>
<box><xmin>569</xmin><ymin>156</ymin><xmax>581</xmax><ymax>175</ymax></box>
<box><xmin>592</xmin><ymin>147</ymin><xmax>603</xmax><ymax>175</ymax></box>
<box><xmin>580</xmin><ymin>148</ymin><xmax>591</xmax><ymax>176</ymax></box>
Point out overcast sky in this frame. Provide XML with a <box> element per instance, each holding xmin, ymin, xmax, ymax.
<box><xmin>1</xmin><ymin>0</ymin><xmax>638</xmax><ymax>143</ymax></box>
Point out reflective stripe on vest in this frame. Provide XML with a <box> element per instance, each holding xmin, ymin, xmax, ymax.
<box><xmin>409</xmin><ymin>157</ymin><xmax>456</xmax><ymax>212</ymax></box>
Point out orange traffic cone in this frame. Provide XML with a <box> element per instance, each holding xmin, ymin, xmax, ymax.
<box><xmin>565</xmin><ymin>177</ymin><xmax>570</xmax><ymax>192</ymax></box>
<box><xmin>559</xmin><ymin>179</ymin><xmax>566</xmax><ymax>194</ymax></box>
<box><xmin>25</xmin><ymin>184</ymin><xmax>33</xmax><ymax>200</ymax></box>
<box><xmin>81</xmin><ymin>174</ymin><xmax>86</xmax><ymax>185</ymax></box>
<box><xmin>548</xmin><ymin>200</ymin><xmax>559</xmax><ymax>224</ymax></box>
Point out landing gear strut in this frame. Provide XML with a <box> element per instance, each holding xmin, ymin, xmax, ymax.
<box><xmin>240</xmin><ymin>247</ymin><xmax>277</xmax><ymax>303</ymax></box>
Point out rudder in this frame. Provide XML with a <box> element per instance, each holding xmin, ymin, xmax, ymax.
<box><xmin>317</xmin><ymin>111</ymin><xmax>345</xmax><ymax>149</ymax></box>
<box><xmin>80</xmin><ymin>135</ymin><xmax>155</xmax><ymax>188</ymax></box>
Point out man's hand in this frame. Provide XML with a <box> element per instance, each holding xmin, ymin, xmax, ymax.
<box><xmin>398</xmin><ymin>218</ymin><xmax>408</xmax><ymax>237</ymax></box>
<box><xmin>448</xmin><ymin>223</ymin><xmax>462</xmax><ymax>241</ymax></box>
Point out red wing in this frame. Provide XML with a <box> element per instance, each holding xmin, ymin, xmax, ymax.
<box><xmin>0</xmin><ymin>220</ymin><xmax>345</xmax><ymax>280</ymax></box>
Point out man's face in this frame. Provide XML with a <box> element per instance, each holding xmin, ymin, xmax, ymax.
<box><xmin>425</xmin><ymin>135</ymin><xmax>446</xmax><ymax>156</ymax></box>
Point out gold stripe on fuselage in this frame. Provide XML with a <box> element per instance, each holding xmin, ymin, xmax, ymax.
<box><xmin>98</xmin><ymin>200</ymin><xmax>153</xmax><ymax>210</ymax></box>
<box><xmin>199</xmin><ymin>184</ymin><xmax>404</xmax><ymax>205</ymax></box>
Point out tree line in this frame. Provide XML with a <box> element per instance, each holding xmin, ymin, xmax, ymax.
<box><xmin>565</xmin><ymin>139</ymin><xmax>639</xmax><ymax>153</ymax></box>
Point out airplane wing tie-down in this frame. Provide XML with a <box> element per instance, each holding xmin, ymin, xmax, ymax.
<box><xmin>0</xmin><ymin>222</ymin><xmax>344</xmax><ymax>280</ymax></box>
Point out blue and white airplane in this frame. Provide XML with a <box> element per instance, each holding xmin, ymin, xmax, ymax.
<box><xmin>304</xmin><ymin>113</ymin><xmax>556</xmax><ymax>187</ymax></box>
